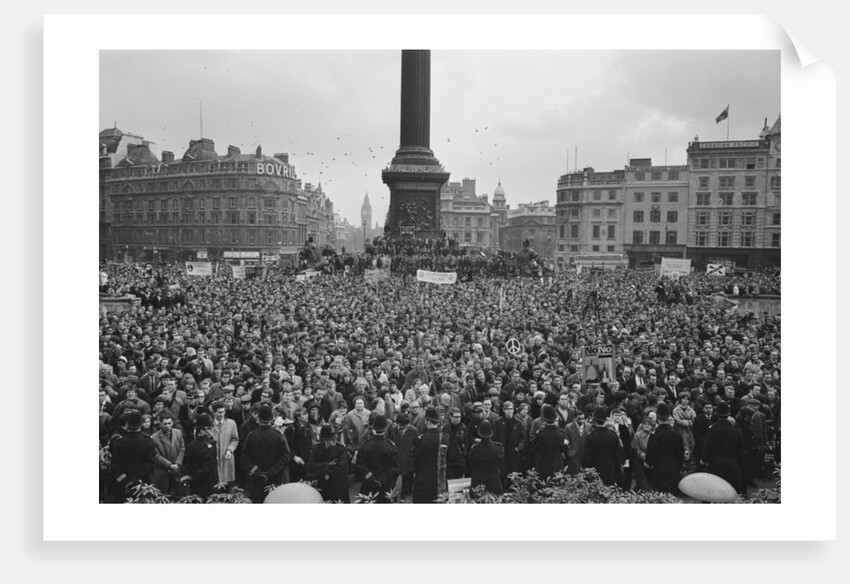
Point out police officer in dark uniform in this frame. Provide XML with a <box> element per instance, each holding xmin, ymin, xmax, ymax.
<box><xmin>582</xmin><ymin>406</ymin><xmax>624</xmax><ymax>487</ymax></box>
<box><xmin>354</xmin><ymin>414</ymin><xmax>400</xmax><ymax>503</ymax></box>
<box><xmin>241</xmin><ymin>405</ymin><xmax>292</xmax><ymax>503</ymax></box>
<box><xmin>306</xmin><ymin>424</ymin><xmax>351</xmax><ymax>503</ymax></box>
<box><xmin>701</xmin><ymin>401</ymin><xmax>747</xmax><ymax>495</ymax></box>
<box><xmin>529</xmin><ymin>404</ymin><xmax>567</xmax><ymax>480</ymax></box>
<box><xmin>468</xmin><ymin>419</ymin><xmax>505</xmax><ymax>495</ymax></box>
<box><xmin>644</xmin><ymin>403</ymin><xmax>685</xmax><ymax>494</ymax></box>
<box><xmin>180</xmin><ymin>413</ymin><xmax>219</xmax><ymax>498</ymax></box>
<box><xmin>411</xmin><ymin>406</ymin><xmax>451</xmax><ymax>503</ymax></box>
<box><xmin>108</xmin><ymin>410</ymin><xmax>157</xmax><ymax>503</ymax></box>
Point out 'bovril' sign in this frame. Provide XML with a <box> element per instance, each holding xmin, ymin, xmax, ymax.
<box><xmin>256</xmin><ymin>162</ymin><xmax>295</xmax><ymax>178</ymax></box>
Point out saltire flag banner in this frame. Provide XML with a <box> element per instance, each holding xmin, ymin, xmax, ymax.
<box><xmin>706</xmin><ymin>263</ymin><xmax>727</xmax><ymax>277</ymax></box>
<box><xmin>715</xmin><ymin>105</ymin><xmax>729</xmax><ymax>124</ymax></box>
<box><xmin>185</xmin><ymin>261</ymin><xmax>212</xmax><ymax>276</ymax></box>
<box><xmin>416</xmin><ymin>270</ymin><xmax>457</xmax><ymax>284</ymax></box>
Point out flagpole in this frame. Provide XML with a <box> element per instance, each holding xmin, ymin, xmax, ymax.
<box><xmin>726</xmin><ymin>114</ymin><xmax>730</xmax><ymax>141</ymax></box>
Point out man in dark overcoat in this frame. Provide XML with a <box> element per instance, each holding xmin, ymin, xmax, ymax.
<box><xmin>582</xmin><ymin>406</ymin><xmax>623</xmax><ymax>487</ymax></box>
<box><xmin>468</xmin><ymin>419</ymin><xmax>505</xmax><ymax>495</ymax></box>
<box><xmin>354</xmin><ymin>414</ymin><xmax>400</xmax><ymax>503</ymax></box>
<box><xmin>644</xmin><ymin>403</ymin><xmax>684</xmax><ymax>494</ymax></box>
<box><xmin>307</xmin><ymin>424</ymin><xmax>350</xmax><ymax>503</ymax></box>
<box><xmin>701</xmin><ymin>401</ymin><xmax>747</xmax><ymax>495</ymax></box>
<box><xmin>180</xmin><ymin>413</ymin><xmax>219</xmax><ymax>498</ymax></box>
<box><xmin>493</xmin><ymin>401</ymin><xmax>526</xmax><ymax>485</ymax></box>
<box><xmin>529</xmin><ymin>404</ymin><xmax>566</xmax><ymax>480</ymax></box>
<box><xmin>109</xmin><ymin>410</ymin><xmax>157</xmax><ymax>503</ymax></box>
<box><xmin>241</xmin><ymin>405</ymin><xmax>292</xmax><ymax>503</ymax></box>
<box><xmin>411</xmin><ymin>406</ymin><xmax>450</xmax><ymax>503</ymax></box>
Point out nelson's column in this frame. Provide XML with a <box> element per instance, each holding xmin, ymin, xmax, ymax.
<box><xmin>382</xmin><ymin>50</ymin><xmax>450</xmax><ymax>240</ymax></box>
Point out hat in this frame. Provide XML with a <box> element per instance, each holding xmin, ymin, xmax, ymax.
<box><xmin>592</xmin><ymin>406</ymin><xmax>608</xmax><ymax>425</ymax></box>
<box><xmin>258</xmin><ymin>405</ymin><xmax>274</xmax><ymax>423</ymax></box>
<box><xmin>472</xmin><ymin>401</ymin><xmax>484</xmax><ymax>413</ymax></box>
<box><xmin>541</xmin><ymin>404</ymin><xmax>557</xmax><ymax>423</ymax></box>
<box><xmin>240</xmin><ymin>394</ymin><xmax>253</xmax><ymax>403</ymax></box>
<box><xmin>478</xmin><ymin>419</ymin><xmax>494</xmax><ymax>439</ymax></box>
<box><xmin>372</xmin><ymin>414</ymin><xmax>388</xmax><ymax>433</ymax></box>
<box><xmin>126</xmin><ymin>410</ymin><xmax>143</xmax><ymax>431</ymax></box>
<box><xmin>424</xmin><ymin>406</ymin><xmax>441</xmax><ymax>423</ymax></box>
<box><xmin>195</xmin><ymin>413</ymin><xmax>213</xmax><ymax>430</ymax></box>
<box><xmin>716</xmin><ymin>402</ymin><xmax>731</xmax><ymax>417</ymax></box>
<box><xmin>319</xmin><ymin>424</ymin><xmax>335</xmax><ymax>440</ymax></box>
<box><xmin>656</xmin><ymin>403</ymin><xmax>670</xmax><ymax>421</ymax></box>
<box><xmin>396</xmin><ymin>412</ymin><xmax>410</xmax><ymax>425</ymax></box>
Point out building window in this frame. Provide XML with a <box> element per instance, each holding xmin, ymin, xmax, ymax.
<box><xmin>464</xmin><ymin>231</ymin><xmax>472</xmax><ymax>242</ymax></box>
<box><xmin>228</xmin><ymin>197</ymin><xmax>238</xmax><ymax>209</ymax></box>
<box><xmin>607</xmin><ymin>225</ymin><xmax>615</xmax><ymax>239</ymax></box>
<box><xmin>741</xmin><ymin>232</ymin><xmax>755</xmax><ymax>247</ymax></box>
<box><xmin>634</xmin><ymin>192</ymin><xmax>644</xmax><ymax>203</ymax></box>
<box><xmin>742</xmin><ymin>192</ymin><xmax>757</xmax><ymax>206</ymax></box>
<box><xmin>558</xmin><ymin>244</ymin><xmax>564</xmax><ymax>252</ymax></box>
<box><xmin>477</xmin><ymin>217</ymin><xmax>483</xmax><ymax>227</ymax></box>
<box><xmin>592</xmin><ymin>209</ymin><xmax>601</xmax><ymax>218</ymax></box>
<box><xmin>635</xmin><ymin>172</ymin><xmax>645</xmax><ymax>181</ymax></box>
<box><xmin>773</xmin><ymin>212</ymin><xmax>780</xmax><ymax>226</ymax></box>
<box><xmin>248</xmin><ymin>212</ymin><xmax>257</xmax><ymax>225</ymax></box>
<box><xmin>718</xmin><ymin>231</ymin><xmax>731</xmax><ymax>247</ymax></box>
<box><xmin>775</xmin><ymin>158</ymin><xmax>781</xmax><ymax>169</ymax></box>
<box><xmin>593</xmin><ymin>190</ymin><xmax>601</xmax><ymax>201</ymax></box>
<box><xmin>160</xmin><ymin>200</ymin><xmax>168</xmax><ymax>211</ymax></box>
<box><xmin>719</xmin><ymin>177</ymin><xmax>735</xmax><ymax>189</ymax></box>
<box><xmin>742</xmin><ymin>211</ymin><xmax>756</xmax><ymax>227</ymax></box>
<box><xmin>608</xmin><ymin>208</ymin><xmax>616</xmax><ymax>218</ymax></box>
<box><xmin>718</xmin><ymin>211</ymin><xmax>732</xmax><ymax>226</ymax></box>
<box><xmin>650</xmin><ymin>210</ymin><xmax>661</xmax><ymax>223</ymax></box>
<box><xmin>698</xmin><ymin>176</ymin><xmax>709</xmax><ymax>189</ymax></box>
<box><xmin>227</xmin><ymin>178</ymin><xmax>239</xmax><ymax>189</ymax></box>
<box><xmin>719</xmin><ymin>193</ymin><xmax>734</xmax><ymax>206</ymax></box>
<box><xmin>718</xmin><ymin>158</ymin><xmax>737</xmax><ymax>169</ymax></box>
<box><xmin>651</xmin><ymin>192</ymin><xmax>661</xmax><ymax>203</ymax></box>
<box><xmin>248</xmin><ymin>231</ymin><xmax>256</xmax><ymax>244</ymax></box>
<box><xmin>571</xmin><ymin>192</ymin><xmax>580</xmax><ymax>202</ymax></box>
<box><xmin>651</xmin><ymin>171</ymin><xmax>662</xmax><ymax>181</ymax></box>
<box><xmin>771</xmin><ymin>233</ymin><xmax>780</xmax><ymax>247</ymax></box>
<box><xmin>570</xmin><ymin>208</ymin><xmax>579</xmax><ymax>218</ymax></box>
<box><xmin>668</xmin><ymin>171</ymin><xmax>679</xmax><ymax>180</ymax></box>
<box><xmin>666</xmin><ymin>230</ymin><xmax>677</xmax><ymax>245</ymax></box>
<box><xmin>607</xmin><ymin>245</ymin><xmax>615</xmax><ymax>252</ymax></box>
<box><xmin>745</xmin><ymin>157</ymin><xmax>756</xmax><ymax>170</ymax></box>
<box><xmin>570</xmin><ymin>245</ymin><xmax>578</xmax><ymax>252</ymax></box>
<box><xmin>592</xmin><ymin>245</ymin><xmax>600</xmax><ymax>252</ymax></box>
<box><xmin>465</xmin><ymin>217</ymin><xmax>471</xmax><ymax>227</ymax></box>
<box><xmin>699</xmin><ymin>159</ymin><xmax>710</xmax><ymax>170</ymax></box>
<box><xmin>559</xmin><ymin>225</ymin><xmax>565</xmax><ymax>238</ymax></box>
<box><xmin>592</xmin><ymin>225</ymin><xmax>600</xmax><ymax>239</ymax></box>
<box><xmin>570</xmin><ymin>224</ymin><xmax>578</xmax><ymax>239</ymax></box>
<box><xmin>745</xmin><ymin>176</ymin><xmax>756</xmax><ymax>188</ymax></box>
<box><xmin>667</xmin><ymin>192</ymin><xmax>678</xmax><ymax>203</ymax></box>
<box><xmin>213</xmin><ymin>197</ymin><xmax>221</xmax><ymax>209</ymax></box>
<box><xmin>608</xmin><ymin>190</ymin><xmax>617</xmax><ymax>201</ymax></box>
<box><xmin>666</xmin><ymin>210</ymin><xmax>678</xmax><ymax>223</ymax></box>
<box><xmin>227</xmin><ymin>211</ymin><xmax>240</xmax><ymax>224</ymax></box>
<box><xmin>172</xmin><ymin>199</ymin><xmax>179</xmax><ymax>210</ymax></box>
<box><xmin>477</xmin><ymin>232</ymin><xmax>484</xmax><ymax>244</ymax></box>
<box><xmin>649</xmin><ymin>231</ymin><xmax>660</xmax><ymax>244</ymax></box>
<box><xmin>696</xmin><ymin>231</ymin><xmax>708</xmax><ymax>246</ymax></box>
<box><xmin>696</xmin><ymin>211</ymin><xmax>710</xmax><ymax>226</ymax></box>
<box><xmin>632</xmin><ymin>231</ymin><xmax>644</xmax><ymax>244</ymax></box>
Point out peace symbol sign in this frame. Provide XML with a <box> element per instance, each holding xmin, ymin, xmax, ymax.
<box><xmin>506</xmin><ymin>337</ymin><xmax>522</xmax><ymax>356</ymax></box>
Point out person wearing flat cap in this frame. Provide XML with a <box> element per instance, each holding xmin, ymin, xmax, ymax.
<box><xmin>644</xmin><ymin>403</ymin><xmax>685</xmax><ymax>494</ymax></box>
<box><xmin>354</xmin><ymin>414</ymin><xmax>400</xmax><ymax>503</ymax></box>
<box><xmin>108</xmin><ymin>410</ymin><xmax>157</xmax><ymax>503</ymax></box>
<box><xmin>468</xmin><ymin>419</ymin><xmax>505</xmax><ymax>495</ymax></box>
<box><xmin>582</xmin><ymin>406</ymin><xmax>624</xmax><ymax>487</ymax></box>
<box><xmin>411</xmin><ymin>406</ymin><xmax>451</xmax><ymax>503</ymax></box>
<box><xmin>180</xmin><ymin>413</ymin><xmax>219</xmax><ymax>498</ymax></box>
<box><xmin>306</xmin><ymin>424</ymin><xmax>351</xmax><ymax>503</ymax></box>
<box><xmin>700</xmin><ymin>401</ymin><xmax>747</xmax><ymax>495</ymax></box>
<box><xmin>241</xmin><ymin>405</ymin><xmax>292</xmax><ymax>503</ymax></box>
<box><xmin>529</xmin><ymin>404</ymin><xmax>567</xmax><ymax>480</ymax></box>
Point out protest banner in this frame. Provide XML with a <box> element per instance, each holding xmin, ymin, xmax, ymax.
<box><xmin>185</xmin><ymin>261</ymin><xmax>212</xmax><ymax>276</ymax></box>
<box><xmin>416</xmin><ymin>270</ymin><xmax>457</xmax><ymax>285</ymax></box>
<box><xmin>706</xmin><ymin>263</ymin><xmax>727</xmax><ymax>277</ymax></box>
<box><xmin>660</xmin><ymin>257</ymin><xmax>691</xmax><ymax>279</ymax></box>
<box><xmin>364</xmin><ymin>268</ymin><xmax>390</xmax><ymax>283</ymax></box>
<box><xmin>581</xmin><ymin>343</ymin><xmax>615</xmax><ymax>385</ymax></box>
<box><xmin>232</xmin><ymin>265</ymin><xmax>246</xmax><ymax>280</ymax></box>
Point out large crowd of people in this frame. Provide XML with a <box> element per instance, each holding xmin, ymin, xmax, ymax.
<box><xmin>99</xmin><ymin>242</ymin><xmax>781</xmax><ymax>504</ymax></box>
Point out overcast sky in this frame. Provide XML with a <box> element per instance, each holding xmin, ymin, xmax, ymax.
<box><xmin>100</xmin><ymin>50</ymin><xmax>779</xmax><ymax>227</ymax></box>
